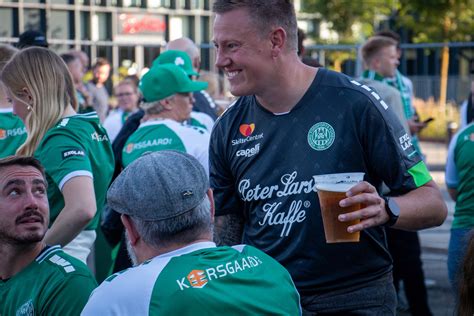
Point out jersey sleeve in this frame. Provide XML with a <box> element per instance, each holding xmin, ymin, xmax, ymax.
<box><xmin>445</xmin><ymin>131</ymin><xmax>460</xmax><ymax>189</ymax></box>
<box><xmin>357</xmin><ymin>90</ymin><xmax>432</xmax><ymax>194</ymax></box>
<box><xmin>43</xmin><ymin>274</ymin><xmax>97</xmax><ymax>316</ymax></box>
<box><xmin>209</xmin><ymin>120</ymin><xmax>244</xmax><ymax>217</ymax></box>
<box><xmin>37</xmin><ymin>132</ymin><xmax>93</xmax><ymax>191</ymax></box>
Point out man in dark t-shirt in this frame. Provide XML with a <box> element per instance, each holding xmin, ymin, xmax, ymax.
<box><xmin>210</xmin><ymin>1</ymin><xmax>447</xmax><ymax>314</ymax></box>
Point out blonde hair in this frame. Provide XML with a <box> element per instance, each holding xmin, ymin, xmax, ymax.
<box><xmin>1</xmin><ymin>47</ymin><xmax>78</xmax><ymax>156</ymax></box>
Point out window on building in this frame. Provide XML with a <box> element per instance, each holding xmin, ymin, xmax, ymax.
<box><xmin>23</xmin><ymin>9</ymin><xmax>46</xmax><ymax>32</ymax></box>
<box><xmin>0</xmin><ymin>8</ymin><xmax>16</xmax><ymax>37</ymax></box>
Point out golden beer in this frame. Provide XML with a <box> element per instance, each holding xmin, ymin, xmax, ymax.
<box><xmin>317</xmin><ymin>182</ymin><xmax>361</xmax><ymax>243</ymax></box>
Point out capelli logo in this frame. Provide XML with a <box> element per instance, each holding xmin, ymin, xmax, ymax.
<box><xmin>239</xmin><ymin>123</ymin><xmax>255</xmax><ymax>137</ymax></box>
<box><xmin>236</xmin><ymin>143</ymin><xmax>260</xmax><ymax>158</ymax></box>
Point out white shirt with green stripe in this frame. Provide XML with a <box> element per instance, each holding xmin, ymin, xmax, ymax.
<box><xmin>0</xmin><ymin>245</ymin><xmax>97</xmax><ymax>316</ymax></box>
<box><xmin>81</xmin><ymin>242</ymin><xmax>301</xmax><ymax>315</ymax></box>
<box><xmin>189</xmin><ymin>111</ymin><xmax>215</xmax><ymax>131</ymax></box>
<box><xmin>122</xmin><ymin>118</ymin><xmax>210</xmax><ymax>174</ymax></box>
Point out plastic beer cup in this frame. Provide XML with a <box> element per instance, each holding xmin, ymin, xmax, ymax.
<box><xmin>315</xmin><ymin>173</ymin><xmax>364</xmax><ymax>243</ymax></box>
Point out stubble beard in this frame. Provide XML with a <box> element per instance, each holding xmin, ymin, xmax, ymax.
<box><xmin>125</xmin><ymin>233</ymin><xmax>138</xmax><ymax>266</ymax></box>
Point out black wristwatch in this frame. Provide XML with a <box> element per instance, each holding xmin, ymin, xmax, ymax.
<box><xmin>382</xmin><ymin>196</ymin><xmax>400</xmax><ymax>227</ymax></box>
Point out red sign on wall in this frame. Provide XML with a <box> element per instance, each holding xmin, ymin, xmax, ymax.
<box><xmin>118</xmin><ymin>13</ymin><xmax>166</xmax><ymax>36</ymax></box>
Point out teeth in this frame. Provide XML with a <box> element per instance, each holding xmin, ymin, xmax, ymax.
<box><xmin>227</xmin><ymin>71</ymin><xmax>239</xmax><ymax>79</ymax></box>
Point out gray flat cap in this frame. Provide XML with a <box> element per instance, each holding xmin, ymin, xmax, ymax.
<box><xmin>107</xmin><ymin>151</ymin><xmax>209</xmax><ymax>221</ymax></box>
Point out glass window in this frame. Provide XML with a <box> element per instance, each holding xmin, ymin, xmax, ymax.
<box><xmin>122</xmin><ymin>0</ymin><xmax>141</xmax><ymax>7</ymax></box>
<box><xmin>50</xmin><ymin>0</ymin><xmax>72</xmax><ymax>4</ymax></box>
<box><xmin>148</xmin><ymin>0</ymin><xmax>171</xmax><ymax>9</ymax></box>
<box><xmin>49</xmin><ymin>10</ymin><xmax>74</xmax><ymax>40</ymax></box>
<box><xmin>169</xmin><ymin>15</ymin><xmax>192</xmax><ymax>40</ymax></box>
<box><xmin>80</xmin><ymin>11</ymin><xmax>91</xmax><ymax>40</ymax></box>
<box><xmin>144</xmin><ymin>45</ymin><xmax>161</xmax><ymax>68</ymax></box>
<box><xmin>0</xmin><ymin>8</ymin><xmax>15</xmax><ymax>37</ymax></box>
<box><xmin>92</xmin><ymin>12</ymin><xmax>111</xmax><ymax>40</ymax></box>
<box><xmin>23</xmin><ymin>9</ymin><xmax>45</xmax><ymax>32</ymax></box>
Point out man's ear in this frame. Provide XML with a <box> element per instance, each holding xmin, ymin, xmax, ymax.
<box><xmin>121</xmin><ymin>214</ymin><xmax>140</xmax><ymax>246</ymax></box>
<box><xmin>270</xmin><ymin>27</ymin><xmax>286</xmax><ymax>58</ymax></box>
<box><xmin>207</xmin><ymin>189</ymin><xmax>215</xmax><ymax>222</ymax></box>
<box><xmin>161</xmin><ymin>98</ymin><xmax>174</xmax><ymax>111</ymax></box>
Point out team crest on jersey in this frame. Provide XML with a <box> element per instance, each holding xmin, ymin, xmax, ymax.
<box><xmin>16</xmin><ymin>299</ymin><xmax>34</xmax><ymax>316</ymax></box>
<box><xmin>307</xmin><ymin>122</ymin><xmax>335</xmax><ymax>151</ymax></box>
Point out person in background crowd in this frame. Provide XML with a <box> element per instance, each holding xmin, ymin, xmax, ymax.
<box><xmin>0</xmin><ymin>44</ymin><xmax>27</xmax><ymax>158</ymax></box>
<box><xmin>82</xmin><ymin>151</ymin><xmax>301</xmax><ymax>315</ymax></box>
<box><xmin>102</xmin><ymin>63</ymin><xmax>210</xmax><ymax>273</ymax></box>
<box><xmin>361</xmin><ymin>35</ymin><xmax>433</xmax><ymax>316</ymax></box>
<box><xmin>210</xmin><ymin>1</ymin><xmax>447</xmax><ymax>314</ymax></box>
<box><xmin>60</xmin><ymin>52</ymin><xmax>93</xmax><ymax>113</ymax></box>
<box><xmin>445</xmin><ymin>107</ymin><xmax>474</xmax><ymax>296</ymax></box>
<box><xmin>122</xmin><ymin>63</ymin><xmax>210</xmax><ymax>172</ymax></box>
<box><xmin>457</xmin><ymin>231</ymin><xmax>474</xmax><ymax>315</ymax></box>
<box><xmin>1</xmin><ymin>47</ymin><xmax>114</xmax><ymax>263</ymax></box>
<box><xmin>375</xmin><ymin>29</ymin><xmax>425</xmax><ymax>156</ymax></box>
<box><xmin>459</xmin><ymin>78</ymin><xmax>474</xmax><ymax>128</ymax></box>
<box><xmin>86</xmin><ymin>57</ymin><xmax>111</xmax><ymax>122</ymax></box>
<box><xmin>16</xmin><ymin>30</ymin><xmax>48</xmax><ymax>49</ymax></box>
<box><xmin>153</xmin><ymin>50</ymin><xmax>215</xmax><ymax>131</ymax></box>
<box><xmin>0</xmin><ymin>156</ymin><xmax>97</xmax><ymax>316</ymax></box>
<box><xmin>297</xmin><ymin>27</ymin><xmax>322</xmax><ymax>68</ymax></box>
<box><xmin>103</xmin><ymin>79</ymin><xmax>140</xmax><ymax>142</ymax></box>
<box><xmin>167</xmin><ymin>37</ymin><xmax>219</xmax><ymax>120</ymax></box>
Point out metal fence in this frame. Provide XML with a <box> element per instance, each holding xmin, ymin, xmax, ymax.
<box><xmin>304</xmin><ymin>42</ymin><xmax>474</xmax><ymax>105</ymax></box>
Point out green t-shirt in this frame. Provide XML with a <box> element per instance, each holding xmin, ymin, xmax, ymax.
<box><xmin>34</xmin><ymin>112</ymin><xmax>114</xmax><ymax>230</ymax></box>
<box><xmin>82</xmin><ymin>242</ymin><xmax>301</xmax><ymax>315</ymax></box>
<box><xmin>446</xmin><ymin>123</ymin><xmax>474</xmax><ymax>228</ymax></box>
<box><xmin>0</xmin><ymin>108</ymin><xmax>27</xmax><ymax>158</ymax></box>
<box><xmin>122</xmin><ymin>119</ymin><xmax>210</xmax><ymax>173</ymax></box>
<box><xmin>0</xmin><ymin>245</ymin><xmax>97</xmax><ymax>316</ymax></box>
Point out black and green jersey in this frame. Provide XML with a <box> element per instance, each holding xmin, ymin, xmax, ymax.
<box><xmin>445</xmin><ymin>123</ymin><xmax>474</xmax><ymax>228</ymax></box>
<box><xmin>82</xmin><ymin>242</ymin><xmax>301</xmax><ymax>315</ymax></box>
<box><xmin>210</xmin><ymin>68</ymin><xmax>432</xmax><ymax>296</ymax></box>
<box><xmin>34</xmin><ymin>112</ymin><xmax>114</xmax><ymax>230</ymax></box>
<box><xmin>0</xmin><ymin>245</ymin><xmax>97</xmax><ymax>316</ymax></box>
<box><xmin>122</xmin><ymin>119</ymin><xmax>210</xmax><ymax>173</ymax></box>
<box><xmin>0</xmin><ymin>108</ymin><xmax>27</xmax><ymax>158</ymax></box>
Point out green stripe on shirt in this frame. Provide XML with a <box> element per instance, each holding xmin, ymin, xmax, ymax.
<box><xmin>408</xmin><ymin>161</ymin><xmax>432</xmax><ymax>187</ymax></box>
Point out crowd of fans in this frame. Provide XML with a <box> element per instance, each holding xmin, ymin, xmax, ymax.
<box><xmin>0</xmin><ymin>1</ymin><xmax>472</xmax><ymax>314</ymax></box>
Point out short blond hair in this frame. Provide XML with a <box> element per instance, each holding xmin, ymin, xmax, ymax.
<box><xmin>361</xmin><ymin>36</ymin><xmax>398</xmax><ymax>66</ymax></box>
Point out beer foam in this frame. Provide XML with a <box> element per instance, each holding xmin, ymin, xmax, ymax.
<box><xmin>316</xmin><ymin>182</ymin><xmax>356</xmax><ymax>192</ymax></box>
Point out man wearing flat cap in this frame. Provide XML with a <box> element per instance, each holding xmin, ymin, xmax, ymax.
<box><xmin>81</xmin><ymin>151</ymin><xmax>301</xmax><ymax>315</ymax></box>
<box><xmin>121</xmin><ymin>64</ymin><xmax>210</xmax><ymax>173</ymax></box>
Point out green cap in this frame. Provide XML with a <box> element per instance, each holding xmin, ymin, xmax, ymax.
<box><xmin>152</xmin><ymin>50</ymin><xmax>199</xmax><ymax>76</ymax></box>
<box><xmin>139</xmin><ymin>64</ymin><xmax>208</xmax><ymax>102</ymax></box>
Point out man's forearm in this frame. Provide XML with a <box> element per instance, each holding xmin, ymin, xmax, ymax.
<box><xmin>213</xmin><ymin>214</ymin><xmax>244</xmax><ymax>246</ymax></box>
<box><xmin>392</xmin><ymin>180</ymin><xmax>447</xmax><ymax>230</ymax></box>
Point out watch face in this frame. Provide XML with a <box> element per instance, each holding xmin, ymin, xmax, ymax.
<box><xmin>388</xmin><ymin>198</ymin><xmax>401</xmax><ymax>216</ymax></box>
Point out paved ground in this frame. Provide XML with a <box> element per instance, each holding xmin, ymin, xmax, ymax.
<box><xmin>398</xmin><ymin>141</ymin><xmax>456</xmax><ymax>316</ymax></box>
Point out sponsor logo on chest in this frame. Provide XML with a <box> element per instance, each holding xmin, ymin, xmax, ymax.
<box><xmin>231</xmin><ymin>123</ymin><xmax>264</xmax><ymax>146</ymax></box>
<box><xmin>176</xmin><ymin>256</ymin><xmax>263</xmax><ymax>291</ymax></box>
<box><xmin>238</xmin><ymin>171</ymin><xmax>326</xmax><ymax>237</ymax></box>
<box><xmin>236</xmin><ymin>143</ymin><xmax>260</xmax><ymax>158</ymax></box>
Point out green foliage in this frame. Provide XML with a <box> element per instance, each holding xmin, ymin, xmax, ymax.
<box><xmin>302</xmin><ymin>0</ymin><xmax>397</xmax><ymax>43</ymax></box>
<box><xmin>301</xmin><ymin>0</ymin><xmax>474</xmax><ymax>43</ymax></box>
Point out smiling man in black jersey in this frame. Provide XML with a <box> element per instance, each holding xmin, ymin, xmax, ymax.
<box><xmin>209</xmin><ymin>0</ymin><xmax>448</xmax><ymax>314</ymax></box>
